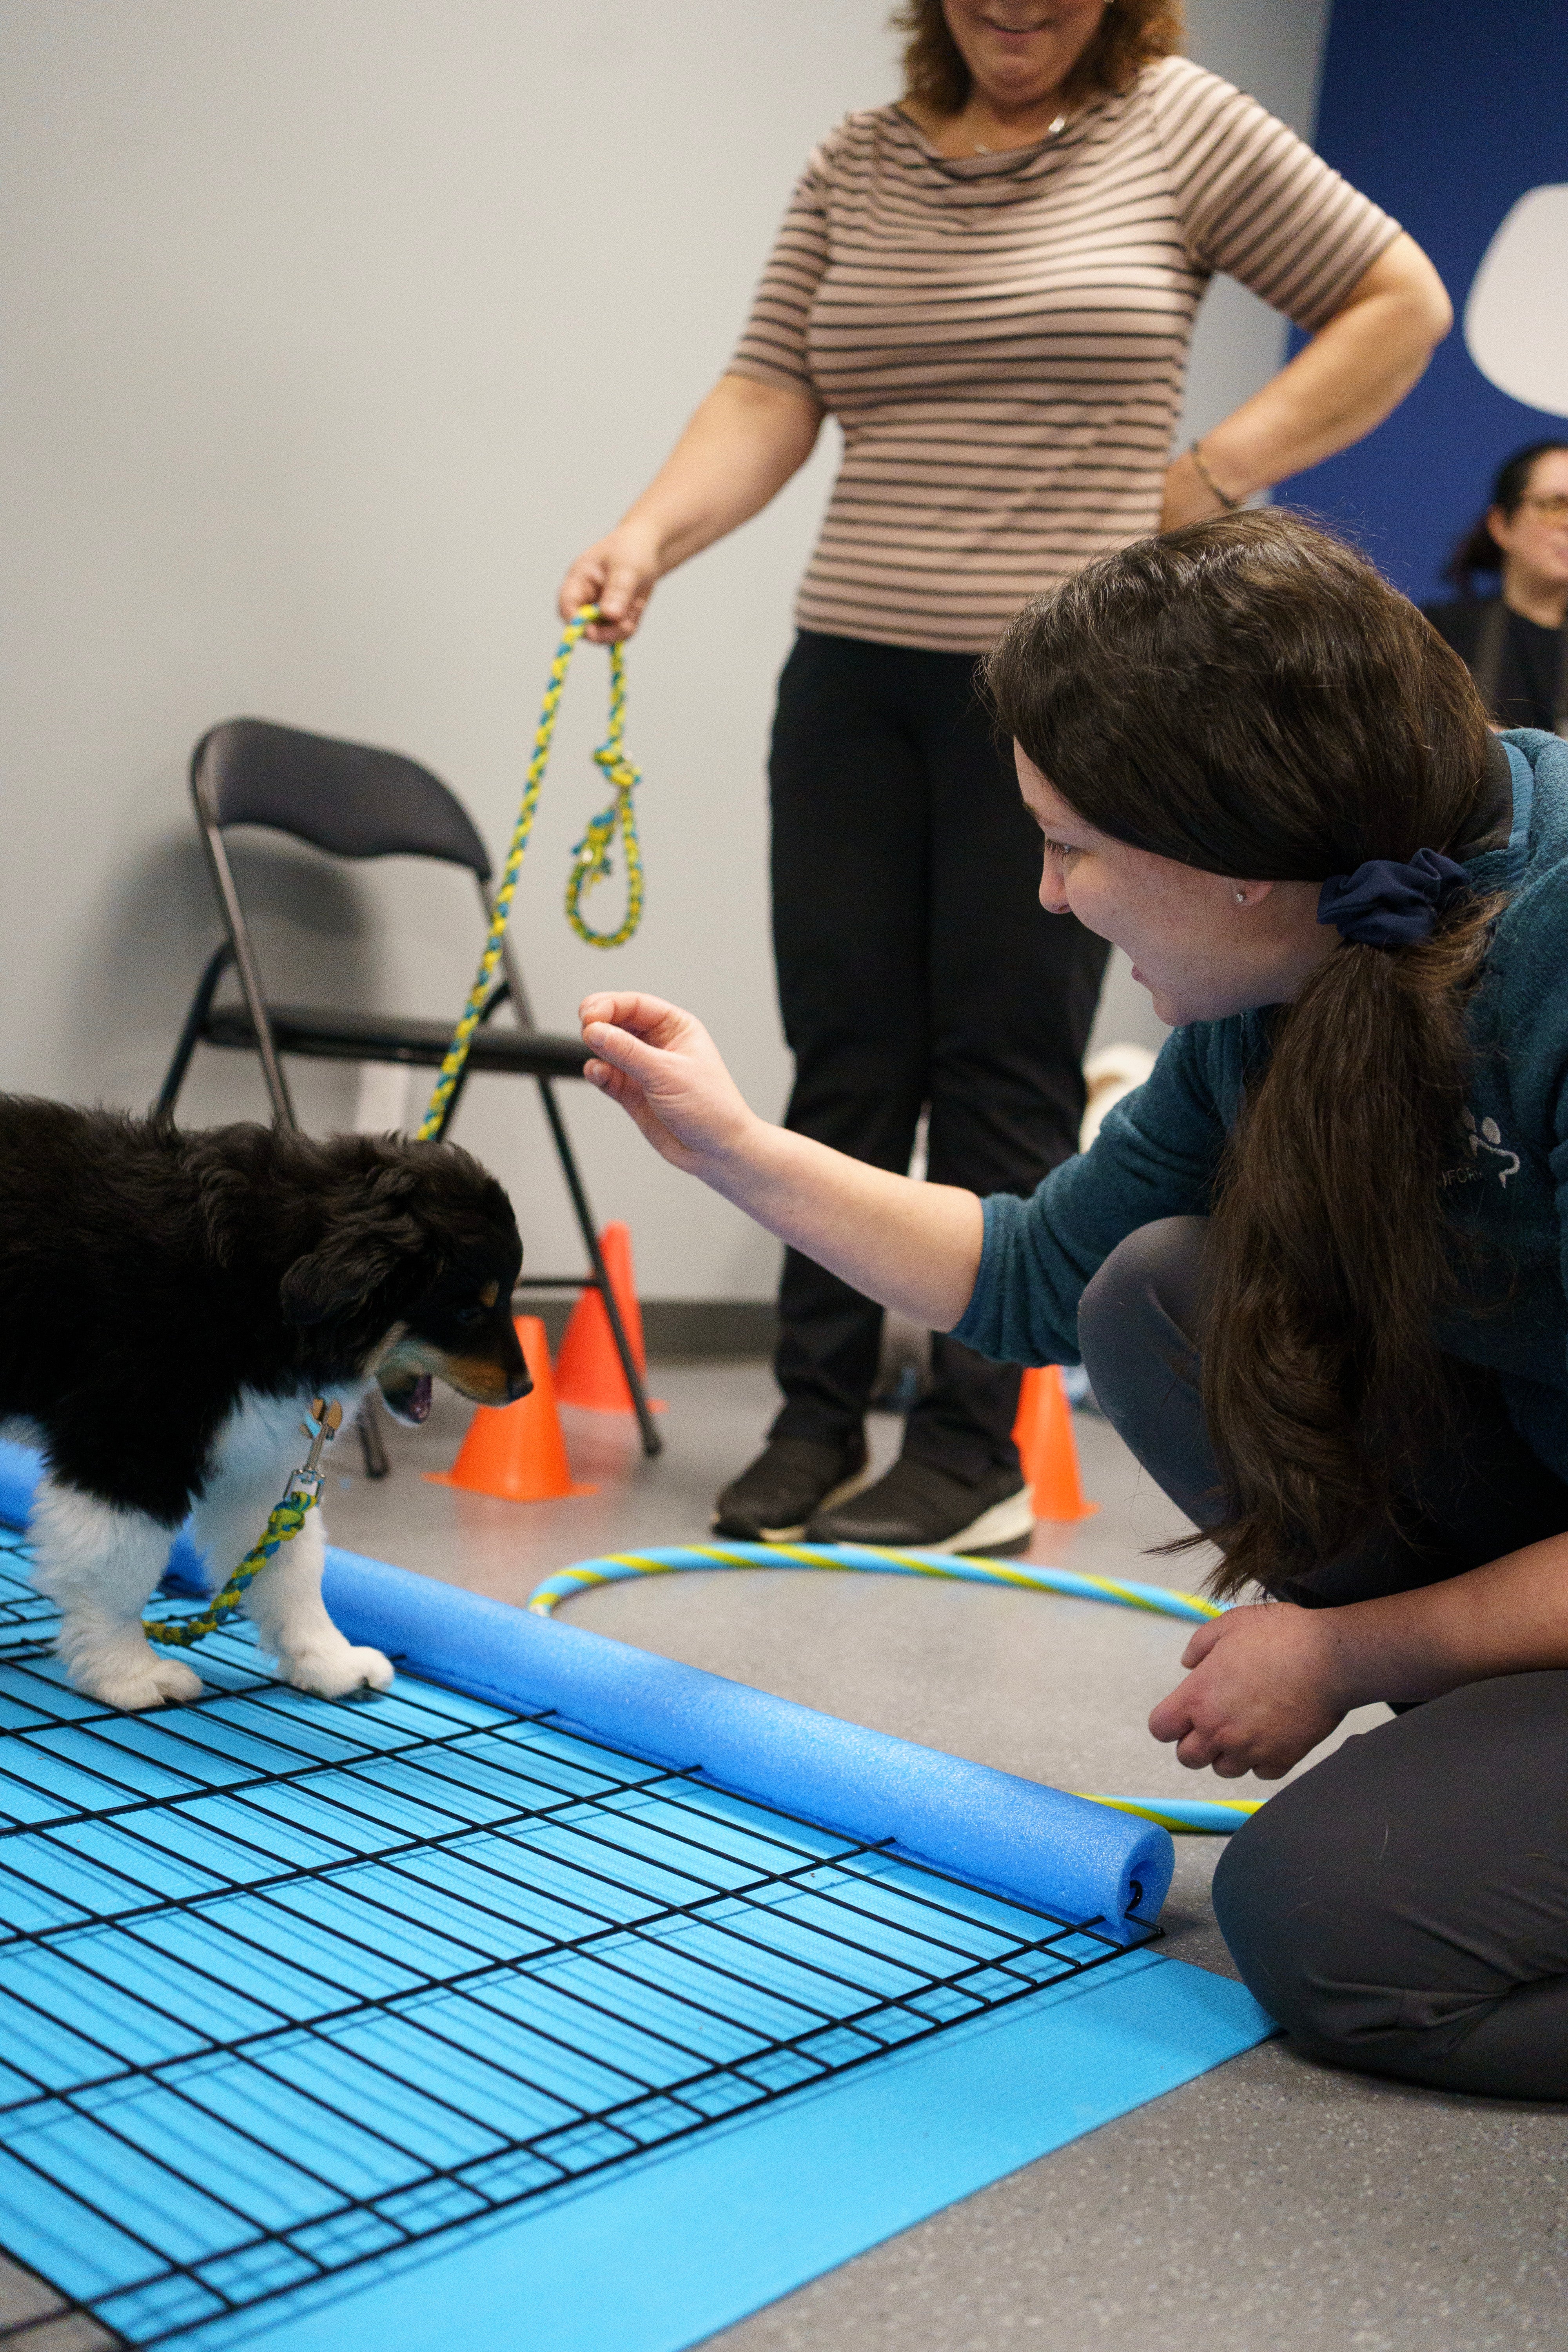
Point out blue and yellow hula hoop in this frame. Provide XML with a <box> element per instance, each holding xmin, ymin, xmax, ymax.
<box><xmin>526</xmin><ymin>1540</ymin><xmax>1261</xmax><ymax>1837</ymax></box>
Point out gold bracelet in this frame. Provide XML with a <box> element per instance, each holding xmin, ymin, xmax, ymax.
<box><xmin>1189</xmin><ymin>440</ymin><xmax>1242</xmax><ymax>512</ymax></box>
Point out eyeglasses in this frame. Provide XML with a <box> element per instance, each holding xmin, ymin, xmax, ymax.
<box><xmin>1515</xmin><ymin>493</ymin><xmax>1568</xmax><ymax>521</ymax></box>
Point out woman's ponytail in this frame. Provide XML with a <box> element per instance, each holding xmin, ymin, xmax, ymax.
<box><xmin>1196</xmin><ymin>887</ymin><xmax>1500</xmax><ymax>1594</ymax></box>
<box><xmin>984</xmin><ymin>510</ymin><xmax>1498</xmax><ymax>1597</ymax></box>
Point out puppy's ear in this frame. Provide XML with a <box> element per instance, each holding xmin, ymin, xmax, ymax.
<box><xmin>281</xmin><ymin>1210</ymin><xmax>434</xmax><ymax>1331</ymax></box>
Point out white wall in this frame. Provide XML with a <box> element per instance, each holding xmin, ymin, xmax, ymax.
<box><xmin>0</xmin><ymin>0</ymin><xmax>1328</xmax><ymax>1296</ymax></box>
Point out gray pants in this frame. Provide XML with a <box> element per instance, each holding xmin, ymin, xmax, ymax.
<box><xmin>1079</xmin><ymin>1219</ymin><xmax>1568</xmax><ymax>2097</ymax></box>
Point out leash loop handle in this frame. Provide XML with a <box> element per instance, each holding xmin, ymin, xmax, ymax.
<box><xmin>567</xmin><ymin>628</ymin><xmax>644</xmax><ymax>949</ymax></box>
<box><xmin>419</xmin><ymin>604</ymin><xmax>645</xmax><ymax>1143</ymax></box>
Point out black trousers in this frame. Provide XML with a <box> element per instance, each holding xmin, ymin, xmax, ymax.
<box><xmin>1079</xmin><ymin>1217</ymin><xmax>1568</xmax><ymax>2097</ymax></box>
<box><xmin>768</xmin><ymin>631</ymin><xmax>1110</xmax><ymax>1482</ymax></box>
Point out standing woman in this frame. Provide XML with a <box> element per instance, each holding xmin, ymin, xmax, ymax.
<box><xmin>559</xmin><ymin>0</ymin><xmax>1451</xmax><ymax>1556</ymax></box>
<box><xmin>1425</xmin><ymin>441</ymin><xmax>1568</xmax><ymax>734</ymax></box>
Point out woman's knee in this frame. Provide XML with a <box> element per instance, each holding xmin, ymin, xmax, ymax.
<box><xmin>1212</xmin><ymin>1777</ymin><xmax>1517</xmax><ymax>2092</ymax></box>
<box><xmin>1078</xmin><ymin>1218</ymin><xmax>1208</xmax><ymax>1384</ymax></box>
<box><xmin>1210</xmin><ymin>1795</ymin><xmax>1379</xmax><ymax>2061</ymax></box>
<box><xmin>1215</xmin><ymin>1689</ymin><xmax>1568</xmax><ymax>2097</ymax></box>
<box><xmin>1076</xmin><ymin>1218</ymin><xmax>1212</xmax><ymax>1503</ymax></box>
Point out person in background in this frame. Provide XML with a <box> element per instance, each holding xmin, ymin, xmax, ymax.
<box><xmin>1425</xmin><ymin>442</ymin><xmax>1568</xmax><ymax>735</ymax></box>
<box><xmin>559</xmin><ymin>0</ymin><xmax>1451</xmax><ymax>1558</ymax></box>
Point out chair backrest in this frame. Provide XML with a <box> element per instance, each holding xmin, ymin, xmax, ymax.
<box><xmin>192</xmin><ymin>718</ymin><xmax>492</xmax><ymax>879</ymax></box>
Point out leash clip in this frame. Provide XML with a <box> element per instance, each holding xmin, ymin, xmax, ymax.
<box><xmin>296</xmin><ymin>1397</ymin><xmax>343</xmax><ymax>1488</ymax></box>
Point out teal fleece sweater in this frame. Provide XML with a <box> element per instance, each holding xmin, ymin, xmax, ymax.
<box><xmin>954</xmin><ymin>731</ymin><xmax>1568</xmax><ymax>1484</ymax></box>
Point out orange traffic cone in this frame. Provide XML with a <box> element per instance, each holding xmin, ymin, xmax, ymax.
<box><xmin>553</xmin><ymin>1222</ymin><xmax>666</xmax><ymax>1414</ymax></box>
<box><xmin>425</xmin><ymin>1316</ymin><xmax>595</xmax><ymax>1502</ymax></box>
<box><xmin>1013</xmin><ymin>1365</ymin><xmax>1098</xmax><ymax>1523</ymax></box>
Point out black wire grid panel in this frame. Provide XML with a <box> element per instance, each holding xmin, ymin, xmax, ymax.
<box><xmin>0</xmin><ymin>1525</ymin><xmax>1155</xmax><ymax>2347</ymax></box>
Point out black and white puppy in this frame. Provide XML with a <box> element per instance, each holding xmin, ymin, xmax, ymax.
<box><xmin>0</xmin><ymin>1100</ymin><xmax>528</xmax><ymax>1710</ymax></box>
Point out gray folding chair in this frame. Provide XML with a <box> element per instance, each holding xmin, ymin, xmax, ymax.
<box><xmin>158</xmin><ymin>718</ymin><xmax>662</xmax><ymax>1468</ymax></box>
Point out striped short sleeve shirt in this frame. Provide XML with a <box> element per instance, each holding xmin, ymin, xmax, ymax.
<box><xmin>728</xmin><ymin>57</ymin><xmax>1400</xmax><ymax>655</ymax></box>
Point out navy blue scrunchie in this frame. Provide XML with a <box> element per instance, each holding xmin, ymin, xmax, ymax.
<box><xmin>1316</xmin><ymin>848</ymin><xmax>1471</xmax><ymax>948</ymax></box>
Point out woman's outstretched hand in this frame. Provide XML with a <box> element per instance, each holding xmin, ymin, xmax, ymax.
<box><xmin>1148</xmin><ymin>1601</ymin><xmax>1349</xmax><ymax>1780</ymax></box>
<box><xmin>579</xmin><ymin>990</ymin><xmax>985</xmax><ymax>1332</ymax></box>
<box><xmin>580</xmin><ymin>993</ymin><xmax>758</xmax><ymax>1172</ymax></box>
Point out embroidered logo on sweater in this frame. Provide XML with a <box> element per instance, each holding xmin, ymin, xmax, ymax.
<box><xmin>1463</xmin><ymin>1106</ymin><xmax>1521</xmax><ymax>1187</ymax></box>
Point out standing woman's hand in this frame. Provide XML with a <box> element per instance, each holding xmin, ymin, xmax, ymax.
<box><xmin>1153</xmin><ymin>234</ymin><xmax>1451</xmax><ymax>541</ymax></box>
<box><xmin>1160</xmin><ymin>443</ymin><xmax>1241</xmax><ymax>532</ymax></box>
<box><xmin>555</xmin><ymin>375</ymin><xmax>823</xmax><ymax>650</ymax></box>
<box><xmin>558</xmin><ymin>525</ymin><xmax>662</xmax><ymax>645</ymax></box>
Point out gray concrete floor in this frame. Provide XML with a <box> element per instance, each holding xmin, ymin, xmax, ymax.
<box><xmin>308</xmin><ymin>1362</ymin><xmax>1568</xmax><ymax>2352</ymax></box>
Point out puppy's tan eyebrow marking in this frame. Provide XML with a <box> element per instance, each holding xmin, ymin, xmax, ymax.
<box><xmin>365</xmin><ymin>1322</ymin><xmax>409</xmax><ymax>1372</ymax></box>
<box><xmin>479</xmin><ymin>1281</ymin><xmax>499</xmax><ymax>1308</ymax></box>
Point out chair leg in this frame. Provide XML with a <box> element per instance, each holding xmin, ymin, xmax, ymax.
<box><xmin>537</xmin><ymin>1078</ymin><xmax>663</xmax><ymax>1458</ymax></box>
<box><xmin>155</xmin><ymin>941</ymin><xmax>234</xmax><ymax>1116</ymax></box>
<box><xmin>358</xmin><ymin>1396</ymin><xmax>392</xmax><ymax>1481</ymax></box>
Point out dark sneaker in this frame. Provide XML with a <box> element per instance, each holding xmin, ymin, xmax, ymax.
<box><xmin>807</xmin><ymin>1455</ymin><xmax>1033</xmax><ymax>1555</ymax></box>
<box><xmin>713</xmin><ymin>1435</ymin><xmax>870</xmax><ymax>1543</ymax></box>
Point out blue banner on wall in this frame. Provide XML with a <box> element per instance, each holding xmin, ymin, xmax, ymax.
<box><xmin>1283</xmin><ymin>2</ymin><xmax>1568</xmax><ymax>600</ymax></box>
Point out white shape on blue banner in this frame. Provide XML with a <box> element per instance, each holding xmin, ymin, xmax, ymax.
<box><xmin>1464</xmin><ymin>185</ymin><xmax>1568</xmax><ymax>418</ymax></box>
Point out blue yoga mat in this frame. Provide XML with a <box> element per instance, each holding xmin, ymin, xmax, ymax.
<box><xmin>0</xmin><ymin>1441</ymin><xmax>1275</xmax><ymax>2350</ymax></box>
<box><xmin>187</xmin><ymin>1948</ymin><xmax>1270</xmax><ymax>2352</ymax></box>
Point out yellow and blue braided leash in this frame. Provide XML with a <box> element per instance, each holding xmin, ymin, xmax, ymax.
<box><xmin>419</xmin><ymin>603</ymin><xmax>644</xmax><ymax>1143</ymax></box>
<box><xmin>524</xmin><ymin>1540</ymin><xmax>1262</xmax><ymax>1838</ymax></box>
<box><xmin>149</xmin><ymin>612</ymin><xmax>646</xmax><ymax>1638</ymax></box>
<box><xmin>142</xmin><ymin>1401</ymin><xmax>341</xmax><ymax>1651</ymax></box>
<box><xmin>148</xmin><ymin>601</ymin><xmax>651</xmax><ymax>1635</ymax></box>
<box><xmin>142</xmin><ymin>1487</ymin><xmax>318</xmax><ymax>1648</ymax></box>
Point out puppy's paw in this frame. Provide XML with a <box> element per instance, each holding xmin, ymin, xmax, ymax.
<box><xmin>66</xmin><ymin>1644</ymin><xmax>205</xmax><ymax>1710</ymax></box>
<box><xmin>282</xmin><ymin>1642</ymin><xmax>395</xmax><ymax>1700</ymax></box>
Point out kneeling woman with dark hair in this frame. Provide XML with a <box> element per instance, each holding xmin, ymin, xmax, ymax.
<box><xmin>578</xmin><ymin>508</ymin><xmax>1568</xmax><ymax>2098</ymax></box>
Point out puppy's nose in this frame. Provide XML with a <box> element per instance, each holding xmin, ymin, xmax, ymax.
<box><xmin>506</xmin><ymin>1365</ymin><xmax>533</xmax><ymax>1404</ymax></box>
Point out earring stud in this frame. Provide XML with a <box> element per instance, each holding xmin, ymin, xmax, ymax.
<box><xmin>1235</xmin><ymin>889</ymin><xmax>1246</xmax><ymax>904</ymax></box>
